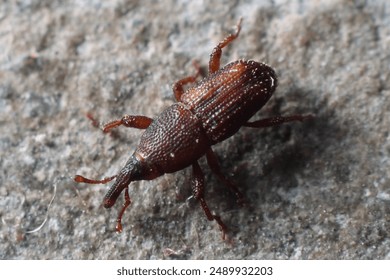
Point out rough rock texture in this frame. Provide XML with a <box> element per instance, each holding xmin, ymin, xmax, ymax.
<box><xmin>1</xmin><ymin>0</ymin><xmax>389</xmax><ymax>259</ymax></box>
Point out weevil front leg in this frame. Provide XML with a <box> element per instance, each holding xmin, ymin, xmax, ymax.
<box><xmin>206</xmin><ymin>148</ymin><xmax>245</xmax><ymax>206</ymax></box>
<box><xmin>208</xmin><ymin>18</ymin><xmax>242</xmax><ymax>74</ymax></box>
<box><xmin>102</xmin><ymin>115</ymin><xmax>153</xmax><ymax>133</ymax></box>
<box><xmin>191</xmin><ymin>161</ymin><xmax>229</xmax><ymax>240</ymax></box>
<box><xmin>172</xmin><ymin>60</ymin><xmax>201</xmax><ymax>102</ymax></box>
<box><xmin>87</xmin><ymin>112</ymin><xmax>153</xmax><ymax>133</ymax></box>
<box><xmin>244</xmin><ymin>114</ymin><xmax>313</xmax><ymax>128</ymax></box>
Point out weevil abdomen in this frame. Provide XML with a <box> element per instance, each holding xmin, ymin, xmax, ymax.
<box><xmin>181</xmin><ymin>60</ymin><xmax>277</xmax><ymax>144</ymax></box>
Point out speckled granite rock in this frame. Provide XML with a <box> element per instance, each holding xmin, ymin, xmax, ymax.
<box><xmin>0</xmin><ymin>0</ymin><xmax>389</xmax><ymax>259</ymax></box>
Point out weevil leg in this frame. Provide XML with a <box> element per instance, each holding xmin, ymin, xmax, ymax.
<box><xmin>102</xmin><ymin>115</ymin><xmax>153</xmax><ymax>133</ymax></box>
<box><xmin>74</xmin><ymin>175</ymin><xmax>117</xmax><ymax>184</ymax></box>
<box><xmin>208</xmin><ymin>18</ymin><xmax>242</xmax><ymax>74</ymax></box>
<box><xmin>172</xmin><ymin>60</ymin><xmax>201</xmax><ymax>102</ymax></box>
<box><xmin>86</xmin><ymin>112</ymin><xmax>153</xmax><ymax>133</ymax></box>
<box><xmin>206</xmin><ymin>148</ymin><xmax>245</xmax><ymax>206</ymax></box>
<box><xmin>191</xmin><ymin>161</ymin><xmax>229</xmax><ymax>240</ymax></box>
<box><xmin>115</xmin><ymin>187</ymin><xmax>131</xmax><ymax>233</ymax></box>
<box><xmin>244</xmin><ymin>114</ymin><xmax>314</xmax><ymax>128</ymax></box>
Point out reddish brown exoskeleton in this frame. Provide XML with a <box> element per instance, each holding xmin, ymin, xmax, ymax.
<box><xmin>75</xmin><ymin>19</ymin><xmax>311</xmax><ymax>239</ymax></box>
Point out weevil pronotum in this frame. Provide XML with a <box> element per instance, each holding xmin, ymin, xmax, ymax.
<box><xmin>74</xmin><ymin>19</ymin><xmax>312</xmax><ymax>240</ymax></box>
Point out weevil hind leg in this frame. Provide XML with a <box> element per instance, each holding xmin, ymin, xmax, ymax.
<box><xmin>191</xmin><ymin>161</ymin><xmax>229</xmax><ymax>241</ymax></box>
<box><xmin>206</xmin><ymin>149</ymin><xmax>245</xmax><ymax>206</ymax></box>
<box><xmin>244</xmin><ymin>114</ymin><xmax>314</xmax><ymax>128</ymax></box>
<box><xmin>208</xmin><ymin>18</ymin><xmax>242</xmax><ymax>74</ymax></box>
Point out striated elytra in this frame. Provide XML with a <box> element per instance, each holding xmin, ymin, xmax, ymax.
<box><xmin>74</xmin><ymin>19</ymin><xmax>311</xmax><ymax>240</ymax></box>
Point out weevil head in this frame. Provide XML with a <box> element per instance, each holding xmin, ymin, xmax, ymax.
<box><xmin>103</xmin><ymin>153</ymin><xmax>162</xmax><ymax>208</ymax></box>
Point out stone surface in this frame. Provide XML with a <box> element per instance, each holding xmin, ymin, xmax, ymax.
<box><xmin>0</xmin><ymin>0</ymin><xmax>389</xmax><ymax>259</ymax></box>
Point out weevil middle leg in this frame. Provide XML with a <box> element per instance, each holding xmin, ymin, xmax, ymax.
<box><xmin>206</xmin><ymin>148</ymin><xmax>245</xmax><ymax>206</ymax></box>
<box><xmin>191</xmin><ymin>161</ymin><xmax>228</xmax><ymax>240</ymax></box>
<box><xmin>244</xmin><ymin>114</ymin><xmax>313</xmax><ymax>128</ymax></box>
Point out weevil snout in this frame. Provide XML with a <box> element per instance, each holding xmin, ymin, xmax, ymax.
<box><xmin>103</xmin><ymin>194</ymin><xmax>120</xmax><ymax>208</ymax></box>
<box><xmin>102</xmin><ymin>173</ymin><xmax>131</xmax><ymax>208</ymax></box>
<box><xmin>102</xmin><ymin>154</ymin><xmax>142</xmax><ymax>208</ymax></box>
<box><xmin>103</xmin><ymin>153</ymin><xmax>161</xmax><ymax>204</ymax></box>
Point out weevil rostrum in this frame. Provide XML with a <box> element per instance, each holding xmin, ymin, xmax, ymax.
<box><xmin>74</xmin><ymin>19</ymin><xmax>311</xmax><ymax>240</ymax></box>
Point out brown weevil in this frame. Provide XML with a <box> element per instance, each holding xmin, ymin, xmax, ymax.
<box><xmin>74</xmin><ymin>19</ymin><xmax>311</xmax><ymax>239</ymax></box>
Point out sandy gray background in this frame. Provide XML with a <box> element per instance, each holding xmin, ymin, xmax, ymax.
<box><xmin>1</xmin><ymin>0</ymin><xmax>389</xmax><ymax>259</ymax></box>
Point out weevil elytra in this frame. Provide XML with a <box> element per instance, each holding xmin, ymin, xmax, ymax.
<box><xmin>74</xmin><ymin>19</ymin><xmax>311</xmax><ymax>239</ymax></box>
